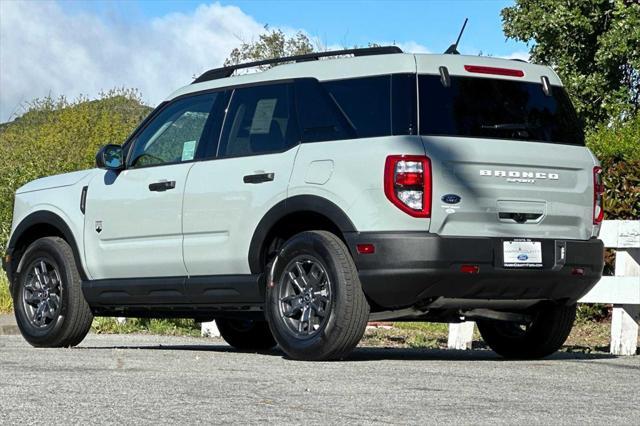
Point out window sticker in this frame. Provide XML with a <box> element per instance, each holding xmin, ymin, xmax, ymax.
<box><xmin>250</xmin><ymin>98</ymin><xmax>278</xmax><ymax>134</ymax></box>
<box><xmin>181</xmin><ymin>140</ymin><xmax>197</xmax><ymax>161</ymax></box>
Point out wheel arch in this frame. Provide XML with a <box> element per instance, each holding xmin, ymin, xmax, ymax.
<box><xmin>248</xmin><ymin>195</ymin><xmax>356</xmax><ymax>274</ymax></box>
<box><xmin>6</xmin><ymin>211</ymin><xmax>88</xmax><ymax>282</ymax></box>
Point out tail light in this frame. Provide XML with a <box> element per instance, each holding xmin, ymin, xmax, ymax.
<box><xmin>593</xmin><ymin>166</ymin><xmax>604</xmax><ymax>225</ymax></box>
<box><xmin>384</xmin><ymin>155</ymin><xmax>432</xmax><ymax>217</ymax></box>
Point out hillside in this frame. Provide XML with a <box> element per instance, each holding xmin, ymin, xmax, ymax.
<box><xmin>0</xmin><ymin>90</ymin><xmax>153</xmax><ymax>250</ymax></box>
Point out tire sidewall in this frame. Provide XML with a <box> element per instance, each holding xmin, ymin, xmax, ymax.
<box><xmin>266</xmin><ymin>232</ymin><xmax>352</xmax><ymax>359</ymax></box>
<box><xmin>12</xmin><ymin>239</ymin><xmax>74</xmax><ymax>345</ymax></box>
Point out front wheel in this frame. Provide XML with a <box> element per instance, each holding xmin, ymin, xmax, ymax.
<box><xmin>12</xmin><ymin>237</ymin><xmax>93</xmax><ymax>347</ymax></box>
<box><xmin>265</xmin><ymin>231</ymin><xmax>370</xmax><ymax>361</ymax></box>
<box><xmin>477</xmin><ymin>303</ymin><xmax>577</xmax><ymax>359</ymax></box>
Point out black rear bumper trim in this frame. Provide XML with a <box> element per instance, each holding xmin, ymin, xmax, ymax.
<box><xmin>344</xmin><ymin>232</ymin><xmax>604</xmax><ymax>309</ymax></box>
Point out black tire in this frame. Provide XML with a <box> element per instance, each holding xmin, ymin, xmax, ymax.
<box><xmin>216</xmin><ymin>319</ymin><xmax>277</xmax><ymax>351</ymax></box>
<box><xmin>265</xmin><ymin>230</ymin><xmax>370</xmax><ymax>361</ymax></box>
<box><xmin>12</xmin><ymin>237</ymin><xmax>93</xmax><ymax>347</ymax></box>
<box><xmin>477</xmin><ymin>303</ymin><xmax>577</xmax><ymax>359</ymax></box>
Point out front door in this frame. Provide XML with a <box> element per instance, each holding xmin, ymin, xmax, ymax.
<box><xmin>84</xmin><ymin>93</ymin><xmax>219</xmax><ymax>279</ymax></box>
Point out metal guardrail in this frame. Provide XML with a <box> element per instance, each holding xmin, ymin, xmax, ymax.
<box><xmin>448</xmin><ymin>220</ymin><xmax>640</xmax><ymax>355</ymax></box>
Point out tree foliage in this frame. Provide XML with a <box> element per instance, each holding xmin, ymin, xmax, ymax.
<box><xmin>224</xmin><ymin>27</ymin><xmax>314</xmax><ymax>70</ymax></box>
<box><xmin>502</xmin><ymin>0</ymin><xmax>640</xmax><ymax>127</ymax></box>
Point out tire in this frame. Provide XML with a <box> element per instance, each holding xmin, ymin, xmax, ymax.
<box><xmin>265</xmin><ymin>230</ymin><xmax>370</xmax><ymax>361</ymax></box>
<box><xmin>12</xmin><ymin>237</ymin><xmax>93</xmax><ymax>347</ymax></box>
<box><xmin>477</xmin><ymin>303</ymin><xmax>577</xmax><ymax>359</ymax></box>
<box><xmin>217</xmin><ymin>319</ymin><xmax>277</xmax><ymax>351</ymax></box>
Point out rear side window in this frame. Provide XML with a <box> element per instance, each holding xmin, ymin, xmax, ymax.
<box><xmin>322</xmin><ymin>76</ymin><xmax>391</xmax><ymax>138</ymax></box>
<box><xmin>296</xmin><ymin>74</ymin><xmax>416</xmax><ymax>143</ymax></box>
<box><xmin>295</xmin><ymin>79</ymin><xmax>355</xmax><ymax>143</ymax></box>
<box><xmin>218</xmin><ymin>83</ymin><xmax>299</xmax><ymax>158</ymax></box>
<box><xmin>419</xmin><ymin>75</ymin><xmax>584</xmax><ymax>145</ymax></box>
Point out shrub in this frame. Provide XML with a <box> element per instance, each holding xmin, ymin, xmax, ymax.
<box><xmin>586</xmin><ymin>113</ymin><xmax>640</xmax><ymax>163</ymax></box>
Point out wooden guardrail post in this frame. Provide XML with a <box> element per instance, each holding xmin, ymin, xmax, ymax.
<box><xmin>609</xmin><ymin>247</ymin><xmax>639</xmax><ymax>355</ymax></box>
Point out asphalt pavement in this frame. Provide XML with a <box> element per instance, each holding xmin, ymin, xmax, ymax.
<box><xmin>0</xmin><ymin>334</ymin><xmax>638</xmax><ymax>425</ymax></box>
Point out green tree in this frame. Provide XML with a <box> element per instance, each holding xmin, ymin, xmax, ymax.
<box><xmin>224</xmin><ymin>27</ymin><xmax>314</xmax><ymax>69</ymax></box>
<box><xmin>502</xmin><ymin>0</ymin><xmax>640</xmax><ymax>127</ymax></box>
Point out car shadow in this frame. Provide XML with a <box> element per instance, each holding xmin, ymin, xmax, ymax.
<box><xmin>77</xmin><ymin>342</ymin><xmax>618</xmax><ymax>362</ymax></box>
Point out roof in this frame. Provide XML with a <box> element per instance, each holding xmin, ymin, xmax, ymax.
<box><xmin>166</xmin><ymin>49</ymin><xmax>560</xmax><ymax>101</ymax></box>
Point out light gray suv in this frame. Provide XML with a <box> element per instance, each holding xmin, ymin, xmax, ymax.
<box><xmin>3</xmin><ymin>46</ymin><xmax>604</xmax><ymax>361</ymax></box>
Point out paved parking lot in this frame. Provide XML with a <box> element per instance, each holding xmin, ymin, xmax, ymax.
<box><xmin>0</xmin><ymin>334</ymin><xmax>638</xmax><ymax>424</ymax></box>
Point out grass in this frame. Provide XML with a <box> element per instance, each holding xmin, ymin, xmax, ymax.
<box><xmin>91</xmin><ymin>317</ymin><xmax>201</xmax><ymax>337</ymax></box>
<box><xmin>0</xmin><ymin>275</ymin><xmax>12</xmax><ymax>314</ymax></box>
<box><xmin>360</xmin><ymin>320</ymin><xmax>613</xmax><ymax>352</ymax></box>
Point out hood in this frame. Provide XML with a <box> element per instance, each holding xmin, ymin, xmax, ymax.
<box><xmin>16</xmin><ymin>169</ymin><xmax>95</xmax><ymax>194</ymax></box>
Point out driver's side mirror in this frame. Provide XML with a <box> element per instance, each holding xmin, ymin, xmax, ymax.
<box><xmin>96</xmin><ymin>144</ymin><xmax>124</xmax><ymax>170</ymax></box>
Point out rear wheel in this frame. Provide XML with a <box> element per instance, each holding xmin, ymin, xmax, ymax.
<box><xmin>265</xmin><ymin>231</ymin><xmax>370</xmax><ymax>361</ymax></box>
<box><xmin>216</xmin><ymin>319</ymin><xmax>276</xmax><ymax>351</ymax></box>
<box><xmin>477</xmin><ymin>303</ymin><xmax>577</xmax><ymax>359</ymax></box>
<box><xmin>12</xmin><ymin>237</ymin><xmax>93</xmax><ymax>347</ymax></box>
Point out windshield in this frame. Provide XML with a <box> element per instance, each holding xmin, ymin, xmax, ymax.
<box><xmin>418</xmin><ymin>75</ymin><xmax>584</xmax><ymax>145</ymax></box>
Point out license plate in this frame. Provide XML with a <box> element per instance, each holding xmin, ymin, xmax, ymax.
<box><xmin>503</xmin><ymin>240</ymin><xmax>542</xmax><ymax>268</ymax></box>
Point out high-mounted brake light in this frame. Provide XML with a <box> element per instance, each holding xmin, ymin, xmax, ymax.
<box><xmin>464</xmin><ymin>65</ymin><xmax>524</xmax><ymax>77</ymax></box>
<box><xmin>593</xmin><ymin>166</ymin><xmax>604</xmax><ymax>225</ymax></box>
<box><xmin>384</xmin><ymin>155</ymin><xmax>432</xmax><ymax>218</ymax></box>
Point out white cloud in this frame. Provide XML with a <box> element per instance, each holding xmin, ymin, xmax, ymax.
<box><xmin>499</xmin><ymin>51</ymin><xmax>530</xmax><ymax>62</ymax></box>
<box><xmin>0</xmin><ymin>1</ymin><xmax>436</xmax><ymax>122</ymax></box>
<box><xmin>393</xmin><ymin>41</ymin><xmax>430</xmax><ymax>54</ymax></box>
<box><xmin>0</xmin><ymin>1</ymin><xmax>264</xmax><ymax>121</ymax></box>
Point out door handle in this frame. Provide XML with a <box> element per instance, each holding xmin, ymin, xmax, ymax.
<box><xmin>148</xmin><ymin>180</ymin><xmax>176</xmax><ymax>192</ymax></box>
<box><xmin>243</xmin><ymin>172</ymin><xmax>275</xmax><ymax>184</ymax></box>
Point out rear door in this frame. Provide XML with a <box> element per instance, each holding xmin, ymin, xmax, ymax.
<box><xmin>182</xmin><ymin>81</ymin><xmax>300</xmax><ymax>276</ymax></box>
<box><xmin>84</xmin><ymin>93</ymin><xmax>218</xmax><ymax>279</ymax></box>
<box><xmin>416</xmin><ymin>58</ymin><xmax>597</xmax><ymax>241</ymax></box>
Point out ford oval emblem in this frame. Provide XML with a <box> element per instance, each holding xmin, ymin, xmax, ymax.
<box><xmin>517</xmin><ymin>254</ymin><xmax>529</xmax><ymax>261</ymax></box>
<box><xmin>441</xmin><ymin>194</ymin><xmax>461</xmax><ymax>204</ymax></box>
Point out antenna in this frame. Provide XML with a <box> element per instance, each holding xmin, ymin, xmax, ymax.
<box><xmin>444</xmin><ymin>18</ymin><xmax>468</xmax><ymax>54</ymax></box>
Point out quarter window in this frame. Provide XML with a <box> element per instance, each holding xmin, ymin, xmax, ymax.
<box><xmin>322</xmin><ymin>76</ymin><xmax>391</xmax><ymax>138</ymax></box>
<box><xmin>218</xmin><ymin>83</ymin><xmax>299</xmax><ymax>158</ymax></box>
<box><xmin>128</xmin><ymin>93</ymin><xmax>217</xmax><ymax>168</ymax></box>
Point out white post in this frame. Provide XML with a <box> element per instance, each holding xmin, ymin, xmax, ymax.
<box><xmin>448</xmin><ymin>321</ymin><xmax>475</xmax><ymax>350</ymax></box>
<box><xmin>201</xmin><ymin>320</ymin><xmax>220</xmax><ymax>338</ymax></box>
<box><xmin>610</xmin><ymin>248</ymin><xmax>640</xmax><ymax>355</ymax></box>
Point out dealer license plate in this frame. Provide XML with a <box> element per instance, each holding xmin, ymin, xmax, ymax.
<box><xmin>503</xmin><ymin>240</ymin><xmax>542</xmax><ymax>268</ymax></box>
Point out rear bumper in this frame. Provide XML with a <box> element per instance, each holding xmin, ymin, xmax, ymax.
<box><xmin>344</xmin><ymin>232</ymin><xmax>604</xmax><ymax>309</ymax></box>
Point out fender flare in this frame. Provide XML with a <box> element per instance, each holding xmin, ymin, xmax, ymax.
<box><xmin>247</xmin><ymin>195</ymin><xmax>356</xmax><ymax>273</ymax></box>
<box><xmin>7</xmin><ymin>210</ymin><xmax>88</xmax><ymax>281</ymax></box>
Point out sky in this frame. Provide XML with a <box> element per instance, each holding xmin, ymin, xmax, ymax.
<box><xmin>0</xmin><ymin>0</ymin><xmax>530</xmax><ymax>122</ymax></box>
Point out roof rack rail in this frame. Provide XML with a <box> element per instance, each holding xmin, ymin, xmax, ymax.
<box><xmin>192</xmin><ymin>45</ymin><xmax>403</xmax><ymax>84</ymax></box>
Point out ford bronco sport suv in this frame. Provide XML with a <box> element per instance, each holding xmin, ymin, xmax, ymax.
<box><xmin>3</xmin><ymin>46</ymin><xmax>604</xmax><ymax>360</ymax></box>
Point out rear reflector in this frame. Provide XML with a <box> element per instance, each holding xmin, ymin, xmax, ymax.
<box><xmin>460</xmin><ymin>265</ymin><xmax>480</xmax><ymax>274</ymax></box>
<box><xmin>571</xmin><ymin>267</ymin><xmax>585</xmax><ymax>276</ymax></box>
<box><xmin>356</xmin><ymin>244</ymin><xmax>375</xmax><ymax>254</ymax></box>
<box><xmin>464</xmin><ymin>65</ymin><xmax>524</xmax><ymax>77</ymax></box>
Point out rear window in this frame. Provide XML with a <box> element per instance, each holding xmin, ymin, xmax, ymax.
<box><xmin>418</xmin><ymin>75</ymin><xmax>584</xmax><ymax>145</ymax></box>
